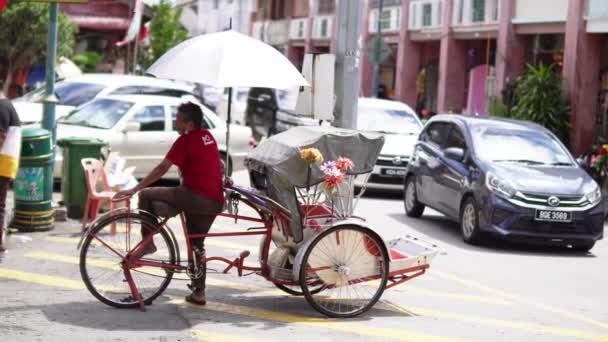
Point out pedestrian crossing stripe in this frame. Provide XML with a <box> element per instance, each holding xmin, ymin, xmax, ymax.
<box><xmin>18</xmin><ymin>252</ymin><xmax>608</xmax><ymax>342</ymax></box>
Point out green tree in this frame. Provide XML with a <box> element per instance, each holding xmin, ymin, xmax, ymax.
<box><xmin>0</xmin><ymin>3</ymin><xmax>77</xmax><ymax>93</ymax></box>
<box><xmin>511</xmin><ymin>63</ymin><xmax>570</xmax><ymax>142</ymax></box>
<box><xmin>141</xmin><ymin>0</ymin><xmax>188</xmax><ymax>69</ymax></box>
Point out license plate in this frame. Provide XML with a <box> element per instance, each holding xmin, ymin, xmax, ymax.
<box><xmin>381</xmin><ymin>168</ymin><xmax>406</xmax><ymax>177</ymax></box>
<box><xmin>535</xmin><ymin>210</ymin><xmax>572</xmax><ymax>222</ymax></box>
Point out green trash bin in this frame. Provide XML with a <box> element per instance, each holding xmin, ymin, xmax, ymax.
<box><xmin>57</xmin><ymin>137</ymin><xmax>107</xmax><ymax>219</ymax></box>
<box><xmin>12</xmin><ymin>128</ymin><xmax>55</xmax><ymax>231</ymax></box>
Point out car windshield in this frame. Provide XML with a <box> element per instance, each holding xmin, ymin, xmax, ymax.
<box><xmin>472</xmin><ymin>126</ymin><xmax>574</xmax><ymax>166</ymax></box>
<box><xmin>357</xmin><ymin>106</ymin><xmax>422</xmax><ymax>134</ymax></box>
<box><xmin>16</xmin><ymin>81</ymin><xmax>106</xmax><ymax>106</ymax></box>
<box><xmin>60</xmin><ymin>99</ymin><xmax>134</xmax><ymax>129</ymax></box>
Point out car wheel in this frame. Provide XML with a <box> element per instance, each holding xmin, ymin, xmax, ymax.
<box><xmin>460</xmin><ymin>197</ymin><xmax>483</xmax><ymax>244</ymax></box>
<box><xmin>404</xmin><ymin>176</ymin><xmax>425</xmax><ymax>218</ymax></box>
<box><xmin>571</xmin><ymin>242</ymin><xmax>595</xmax><ymax>253</ymax></box>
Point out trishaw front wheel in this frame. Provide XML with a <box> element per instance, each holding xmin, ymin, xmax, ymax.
<box><xmin>299</xmin><ymin>225</ymin><xmax>389</xmax><ymax>318</ymax></box>
<box><xmin>80</xmin><ymin>213</ymin><xmax>177</xmax><ymax>308</ymax></box>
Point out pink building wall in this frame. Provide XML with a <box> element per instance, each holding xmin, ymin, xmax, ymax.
<box><xmin>437</xmin><ymin>0</ymin><xmax>467</xmax><ymax>112</ymax></box>
<box><xmin>563</xmin><ymin>0</ymin><xmax>602</xmax><ymax>155</ymax></box>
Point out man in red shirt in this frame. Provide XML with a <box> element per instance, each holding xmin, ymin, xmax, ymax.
<box><xmin>114</xmin><ymin>102</ymin><xmax>224</xmax><ymax>305</ymax></box>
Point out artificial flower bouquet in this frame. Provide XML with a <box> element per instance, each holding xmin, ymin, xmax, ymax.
<box><xmin>299</xmin><ymin>147</ymin><xmax>356</xmax><ymax>217</ymax></box>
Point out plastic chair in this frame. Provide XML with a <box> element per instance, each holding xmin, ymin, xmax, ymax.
<box><xmin>81</xmin><ymin>158</ymin><xmax>117</xmax><ymax>233</ymax></box>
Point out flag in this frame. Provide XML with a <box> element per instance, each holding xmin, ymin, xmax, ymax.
<box><xmin>0</xmin><ymin>0</ymin><xmax>9</xmax><ymax>12</ymax></box>
<box><xmin>116</xmin><ymin>0</ymin><xmax>144</xmax><ymax>47</ymax></box>
<box><xmin>0</xmin><ymin>127</ymin><xmax>22</xmax><ymax>179</ymax></box>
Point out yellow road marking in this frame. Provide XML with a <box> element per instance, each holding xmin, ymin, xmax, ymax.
<box><xmin>47</xmin><ymin>235</ymin><xmax>256</xmax><ymax>254</ymax></box>
<box><xmin>24</xmin><ymin>251</ymin><xmax>277</xmax><ymax>294</ymax></box>
<box><xmin>192</xmin><ymin>330</ymin><xmax>267</xmax><ymax>342</ymax></box>
<box><xmin>22</xmin><ymin>251</ymin><xmax>608</xmax><ymax>341</ymax></box>
<box><xmin>433</xmin><ymin>270</ymin><xmax>608</xmax><ymax>331</ymax></box>
<box><xmin>171</xmin><ymin>296</ymin><xmax>465</xmax><ymax>342</ymax></box>
<box><xmin>0</xmin><ymin>267</ymin><xmax>462</xmax><ymax>342</ymax></box>
<box><xmin>0</xmin><ymin>268</ymin><xmax>84</xmax><ymax>290</ymax></box>
<box><xmin>381</xmin><ymin>301</ymin><xmax>608</xmax><ymax>342</ymax></box>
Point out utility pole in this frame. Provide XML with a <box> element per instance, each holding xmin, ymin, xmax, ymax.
<box><xmin>371</xmin><ymin>0</ymin><xmax>384</xmax><ymax>98</ymax></box>
<box><xmin>333</xmin><ymin>0</ymin><xmax>362</xmax><ymax>129</ymax></box>
<box><xmin>42</xmin><ymin>3</ymin><xmax>59</xmax><ymax>144</ymax></box>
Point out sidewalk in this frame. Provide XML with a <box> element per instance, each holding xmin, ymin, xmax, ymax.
<box><xmin>2</xmin><ymin>169</ymin><xmax>252</xmax><ymax>241</ymax></box>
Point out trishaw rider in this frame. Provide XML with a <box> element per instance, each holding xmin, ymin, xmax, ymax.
<box><xmin>113</xmin><ymin>101</ymin><xmax>224</xmax><ymax>305</ymax></box>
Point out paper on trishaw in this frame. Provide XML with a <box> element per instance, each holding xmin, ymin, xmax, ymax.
<box><xmin>245</xmin><ymin>126</ymin><xmax>384</xmax><ymax>242</ymax></box>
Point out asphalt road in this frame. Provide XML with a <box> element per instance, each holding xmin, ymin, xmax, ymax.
<box><xmin>0</xmin><ymin>170</ymin><xmax>606</xmax><ymax>342</ymax></box>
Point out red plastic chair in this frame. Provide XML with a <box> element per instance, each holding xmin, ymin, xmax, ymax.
<box><xmin>81</xmin><ymin>158</ymin><xmax>117</xmax><ymax>233</ymax></box>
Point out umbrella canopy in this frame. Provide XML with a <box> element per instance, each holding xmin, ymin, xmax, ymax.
<box><xmin>146</xmin><ymin>30</ymin><xmax>308</xmax><ymax>89</ymax></box>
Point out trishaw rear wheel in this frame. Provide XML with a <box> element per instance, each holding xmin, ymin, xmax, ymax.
<box><xmin>300</xmin><ymin>225</ymin><xmax>389</xmax><ymax>318</ymax></box>
<box><xmin>80</xmin><ymin>213</ymin><xmax>177</xmax><ymax>308</ymax></box>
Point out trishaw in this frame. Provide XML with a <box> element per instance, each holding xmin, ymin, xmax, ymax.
<box><xmin>78</xmin><ymin>126</ymin><xmax>439</xmax><ymax>318</ymax></box>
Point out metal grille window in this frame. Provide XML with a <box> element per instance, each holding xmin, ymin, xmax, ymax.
<box><xmin>422</xmin><ymin>4</ymin><xmax>432</xmax><ymax>26</ymax></box>
<box><xmin>472</xmin><ymin>0</ymin><xmax>486</xmax><ymax>22</ymax></box>
<box><xmin>380</xmin><ymin>9</ymin><xmax>392</xmax><ymax>29</ymax></box>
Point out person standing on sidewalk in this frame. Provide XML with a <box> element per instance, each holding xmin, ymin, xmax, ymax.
<box><xmin>0</xmin><ymin>82</ymin><xmax>22</xmax><ymax>253</ymax></box>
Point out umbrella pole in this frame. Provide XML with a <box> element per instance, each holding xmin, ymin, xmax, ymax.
<box><xmin>225</xmin><ymin>86</ymin><xmax>233</xmax><ymax>180</ymax></box>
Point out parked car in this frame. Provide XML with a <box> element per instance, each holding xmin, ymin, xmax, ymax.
<box><xmin>404</xmin><ymin>115</ymin><xmax>603</xmax><ymax>251</ymax></box>
<box><xmin>54</xmin><ymin>95</ymin><xmax>252</xmax><ymax>179</ymax></box>
<box><xmin>273</xmin><ymin>97</ymin><xmax>422</xmax><ymax>191</ymax></box>
<box><xmin>13</xmin><ymin>74</ymin><xmax>196</xmax><ymax>124</ymax></box>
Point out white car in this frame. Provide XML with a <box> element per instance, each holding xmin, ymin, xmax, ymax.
<box><xmin>14</xmin><ymin>74</ymin><xmax>196</xmax><ymax>124</ymax></box>
<box><xmin>274</xmin><ymin>97</ymin><xmax>423</xmax><ymax>191</ymax></box>
<box><xmin>54</xmin><ymin>95</ymin><xmax>252</xmax><ymax>179</ymax></box>
<box><xmin>354</xmin><ymin>98</ymin><xmax>423</xmax><ymax>191</ymax></box>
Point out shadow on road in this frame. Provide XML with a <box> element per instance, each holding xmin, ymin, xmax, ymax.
<box><xmin>2</xmin><ymin>287</ymin><xmax>414</xmax><ymax>332</ymax></box>
<box><xmin>388</xmin><ymin>212</ymin><xmax>598</xmax><ymax>258</ymax></box>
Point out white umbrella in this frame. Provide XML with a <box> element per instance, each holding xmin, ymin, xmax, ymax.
<box><xmin>147</xmin><ymin>30</ymin><xmax>308</xmax><ymax>89</ymax></box>
<box><xmin>146</xmin><ymin>30</ymin><xmax>309</xmax><ymax>178</ymax></box>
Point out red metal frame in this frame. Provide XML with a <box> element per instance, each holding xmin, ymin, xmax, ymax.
<box><xmin>86</xmin><ymin>192</ymin><xmax>432</xmax><ymax>311</ymax></box>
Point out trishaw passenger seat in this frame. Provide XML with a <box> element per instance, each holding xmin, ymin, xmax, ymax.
<box><xmin>151</xmin><ymin>201</ymin><xmax>180</xmax><ymax>218</ymax></box>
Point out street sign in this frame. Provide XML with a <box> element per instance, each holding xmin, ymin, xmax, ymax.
<box><xmin>365</xmin><ymin>35</ymin><xmax>392</xmax><ymax>65</ymax></box>
<box><xmin>17</xmin><ymin>0</ymin><xmax>89</xmax><ymax>3</ymax></box>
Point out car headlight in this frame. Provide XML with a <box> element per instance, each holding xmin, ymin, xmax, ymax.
<box><xmin>586</xmin><ymin>187</ymin><xmax>602</xmax><ymax>205</ymax></box>
<box><xmin>486</xmin><ymin>173</ymin><xmax>516</xmax><ymax>198</ymax></box>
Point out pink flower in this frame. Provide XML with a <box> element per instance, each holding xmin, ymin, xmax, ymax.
<box><xmin>336</xmin><ymin>157</ymin><xmax>354</xmax><ymax>173</ymax></box>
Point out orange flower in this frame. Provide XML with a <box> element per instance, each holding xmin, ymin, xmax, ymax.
<box><xmin>300</xmin><ymin>147</ymin><xmax>323</xmax><ymax>164</ymax></box>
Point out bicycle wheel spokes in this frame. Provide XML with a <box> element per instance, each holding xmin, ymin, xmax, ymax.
<box><xmin>80</xmin><ymin>214</ymin><xmax>176</xmax><ymax>308</ymax></box>
<box><xmin>301</xmin><ymin>226</ymin><xmax>388</xmax><ymax>318</ymax></box>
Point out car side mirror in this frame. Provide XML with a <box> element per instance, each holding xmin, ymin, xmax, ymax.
<box><xmin>122</xmin><ymin>121</ymin><xmax>141</xmax><ymax>133</ymax></box>
<box><xmin>445</xmin><ymin>147</ymin><xmax>465</xmax><ymax>162</ymax></box>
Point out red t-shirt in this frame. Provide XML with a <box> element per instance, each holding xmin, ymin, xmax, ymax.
<box><xmin>166</xmin><ymin>129</ymin><xmax>224</xmax><ymax>203</ymax></box>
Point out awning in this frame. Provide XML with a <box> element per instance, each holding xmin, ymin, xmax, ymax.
<box><xmin>66</xmin><ymin>15</ymin><xmax>130</xmax><ymax>30</ymax></box>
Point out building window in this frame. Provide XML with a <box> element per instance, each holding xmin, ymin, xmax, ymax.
<box><xmin>318</xmin><ymin>0</ymin><xmax>335</xmax><ymax>14</ymax></box>
<box><xmin>422</xmin><ymin>4</ymin><xmax>432</xmax><ymax>27</ymax></box>
<box><xmin>320</xmin><ymin>19</ymin><xmax>328</xmax><ymax>37</ymax></box>
<box><xmin>297</xmin><ymin>21</ymin><xmax>304</xmax><ymax>37</ymax></box>
<box><xmin>380</xmin><ymin>9</ymin><xmax>392</xmax><ymax>29</ymax></box>
<box><xmin>492</xmin><ymin>0</ymin><xmax>499</xmax><ymax>21</ymax></box>
<box><xmin>472</xmin><ymin>0</ymin><xmax>486</xmax><ymax>22</ymax></box>
<box><xmin>213</xmin><ymin>0</ymin><xmax>218</xmax><ymax>9</ymax></box>
<box><xmin>437</xmin><ymin>1</ymin><xmax>443</xmax><ymax>26</ymax></box>
<box><xmin>457</xmin><ymin>0</ymin><xmax>464</xmax><ymax>24</ymax></box>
